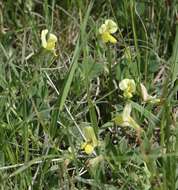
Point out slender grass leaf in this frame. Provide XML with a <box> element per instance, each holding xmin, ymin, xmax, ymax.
<box><xmin>131</xmin><ymin>101</ymin><xmax>159</xmax><ymax>125</ymax></box>
<box><xmin>171</xmin><ymin>24</ymin><xmax>178</xmax><ymax>83</ymax></box>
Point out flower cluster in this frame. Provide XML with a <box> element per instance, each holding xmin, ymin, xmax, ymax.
<box><xmin>115</xmin><ymin>78</ymin><xmax>160</xmax><ymax>133</ymax></box>
<box><xmin>40</xmin><ymin>19</ymin><xmax>160</xmax><ymax>157</ymax></box>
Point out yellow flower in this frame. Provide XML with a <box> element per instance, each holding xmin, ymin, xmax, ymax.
<box><xmin>113</xmin><ymin>103</ymin><xmax>142</xmax><ymax>132</ymax></box>
<box><xmin>119</xmin><ymin>79</ymin><xmax>136</xmax><ymax>98</ymax></box>
<box><xmin>81</xmin><ymin>142</ymin><xmax>94</xmax><ymax>155</ymax></box>
<box><xmin>41</xmin><ymin>29</ymin><xmax>57</xmax><ymax>55</ymax></box>
<box><xmin>99</xmin><ymin>19</ymin><xmax>118</xmax><ymax>44</ymax></box>
<box><xmin>81</xmin><ymin>127</ymin><xmax>98</xmax><ymax>155</ymax></box>
<box><xmin>140</xmin><ymin>83</ymin><xmax>160</xmax><ymax>104</ymax></box>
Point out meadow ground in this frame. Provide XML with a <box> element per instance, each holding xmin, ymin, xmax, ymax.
<box><xmin>0</xmin><ymin>0</ymin><xmax>178</xmax><ymax>189</ymax></box>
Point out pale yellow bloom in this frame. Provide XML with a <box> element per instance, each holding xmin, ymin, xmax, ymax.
<box><xmin>119</xmin><ymin>79</ymin><xmax>136</xmax><ymax>98</ymax></box>
<box><xmin>140</xmin><ymin>83</ymin><xmax>160</xmax><ymax>104</ymax></box>
<box><xmin>81</xmin><ymin>142</ymin><xmax>94</xmax><ymax>154</ymax></box>
<box><xmin>113</xmin><ymin>103</ymin><xmax>142</xmax><ymax>132</ymax></box>
<box><xmin>41</xmin><ymin>29</ymin><xmax>57</xmax><ymax>55</ymax></box>
<box><xmin>81</xmin><ymin>127</ymin><xmax>98</xmax><ymax>155</ymax></box>
<box><xmin>99</xmin><ymin>19</ymin><xmax>118</xmax><ymax>44</ymax></box>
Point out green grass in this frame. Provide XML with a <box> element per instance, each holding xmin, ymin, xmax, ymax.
<box><xmin>0</xmin><ymin>0</ymin><xmax>178</xmax><ymax>189</ymax></box>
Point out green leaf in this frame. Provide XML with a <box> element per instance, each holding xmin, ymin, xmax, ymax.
<box><xmin>50</xmin><ymin>2</ymin><xmax>93</xmax><ymax>137</ymax></box>
<box><xmin>171</xmin><ymin>23</ymin><xmax>178</xmax><ymax>83</ymax></box>
<box><xmin>50</xmin><ymin>40</ymin><xmax>80</xmax><ymax>137</ymax></box>
<box><xmin>59</xmin><ymin>41</ymin><xmax>80</xmax><ymax>112</ymax></box>
<box><xmin>80</xmin><ymin>58</ymin><xmax>104</xmax><ymax>81</ymax></box>
<box><xmin>131</xmin><ymin>101</ymin><xmax>159</xmax><ymax>125</ymax></box>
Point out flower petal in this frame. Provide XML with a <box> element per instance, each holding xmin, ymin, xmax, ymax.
<box><xmin>129</xmin><ymin>116</ymin><xmax>142</xmax><ymax>131</ymax></box>
<box><xmin>105</xmin><ymin>19</ymin><xmax>118</xmax><ymax>34</ymax></box>
<box><xmin>101</xmin><ymin>32</ymin><xmax>117</xmax><ymax>43</ymax></box>
<box><xmin>83</xmin><ymin>126</ymin><xmax>98</xmax><ymax>147</ymax></box>
<box><xmin>99</xmin><ymin>24</ymin><xmax>107</xmax><ymax>34</ymax></box>
<box><xmin>108</xmin><ymin>34</ymin><xmax>117</xmax><ymax>44</ymax></box>
<box><xmin>119</xmin><ymin>79</ymin><xmax>130</xmax><ymax>91</ymax></box>
<box><xmin>129</xmin><ymin>80</ymin><xmax>136</xmax><ymax>93</ymax></box>
<box><xmin>84</xmin><ymin>144</ymin><xmax>94</xmax><ymax>154</ymax></box>
<box><xmin>140</xmin><ymin>83</ymin><xmax>149</xmax><ymax>101</ymax></box>
<box><xmin>123</xmin><ymin>103</ymin><xmax>132</xmax><ymax>121</ymax></box>
<box><xmin>41</xmin><ymin>29</ymin><xmax>48</xmax><ymax>48</ymax></box>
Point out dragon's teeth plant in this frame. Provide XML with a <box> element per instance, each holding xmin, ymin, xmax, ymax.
<box><xmin>113</xmin><ymin>103</ymin><xmax>142</xmax><ymax>132</ymax></box>
<box><xmin>81</xmin><ymin>126</ymin><xmax>98</xmax><ymax>155</ymax></box>
<box><xmin>140</xmin><ymin>83</ymin><xmax>160</xmax><ymax>104</ymax></box>
<box><xmin>41</xmin><ymin>29</ymin><xmax>57</xmax><ymax>55</ymax></box>
<box><xmin>99</xmin><ymin>19</ymin><xmax>118</xmax><ymax>44</ymax></box>
<box><xmin>119</xmin><ymin>79</ymin><xmax>136</xmax><ymax>99</ymax></box>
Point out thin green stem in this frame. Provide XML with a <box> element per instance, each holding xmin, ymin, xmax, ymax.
<box><xmin>130</xmin><ymin>0</ymin><xmax>141</xmax><ymax>81</ymax></box>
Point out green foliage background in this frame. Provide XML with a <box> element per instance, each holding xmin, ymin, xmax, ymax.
<box><xmin>0</xmin><ymin>0</ymin><xmax>178</xmax><ymax>189</ymax></box>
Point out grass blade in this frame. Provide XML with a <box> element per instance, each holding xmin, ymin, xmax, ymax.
<box><xmin>171</xmin><ymin>24</ymin><xmax>178</xmax><ymax>83</ymax></box>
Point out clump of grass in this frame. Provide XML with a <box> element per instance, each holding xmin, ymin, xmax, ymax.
<box><xmin>0</xmin><ymin>0</ymin><xmax>177</xmax><ymax>189</ymax></box>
